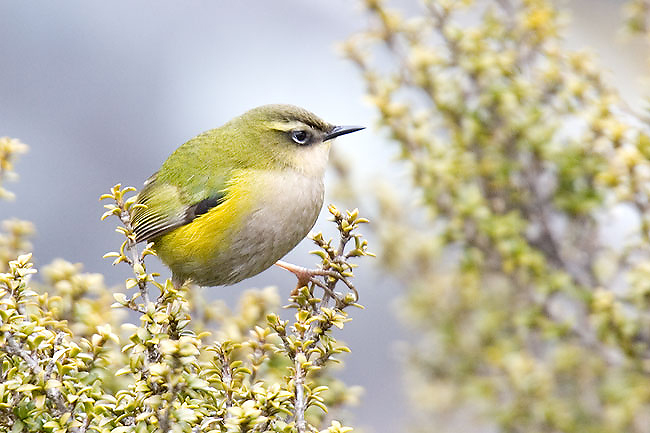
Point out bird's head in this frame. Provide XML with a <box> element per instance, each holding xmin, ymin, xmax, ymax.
<box><xmin>226</xmin><ymin>104</ymin><xmax>364</xmax><ymax>177</ymax></box>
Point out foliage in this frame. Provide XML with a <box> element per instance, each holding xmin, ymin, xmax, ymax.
<box><xmin>345</xmin><ymin>0</ymin><xmax>650</xmax><ymax>432</ymax></box>
<box><xmin>625</xmin><ymin>0</ymin><xmax>650</xmax><ymax>37</ymax></box>
<box><xmin>0</xmin><ymin>137</ymin><xmax>27</xmax><ymax>202</ymax></box>
<box><xmin>0</xmin><ymin>146</ymin><xmax>371</xmax><ymax>432</ymax></box>
<box><xmin>0</xmin><ymin>138</ymin><xmax>33</xmax><ymax>273</ymax></box>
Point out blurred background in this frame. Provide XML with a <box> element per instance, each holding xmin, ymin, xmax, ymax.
<box><xmin>1</xmin><ymin>1</ymin><xmax>649</xmax><ymax>432</ymax></box>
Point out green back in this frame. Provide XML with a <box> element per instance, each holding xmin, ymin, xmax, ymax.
<box><xmin>130</xmin><ymin>104</ymin><xmax>332</xmax><ymax>242</ymax></box>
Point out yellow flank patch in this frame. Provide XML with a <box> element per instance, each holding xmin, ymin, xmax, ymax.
<box><xmin>153</xmin><ymin>171</ymin><xmax>255</xmax><ymax>268</ymax></box>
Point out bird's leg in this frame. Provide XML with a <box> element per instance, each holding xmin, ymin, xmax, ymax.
<box><xmin>172</xmin><ymin>274</ymin><xmax>186</xmax><ymax>291</ymax></box>
<box><xmin>275</xmin><ymin>260</ymin><xmax>330</xmax><ymax>295</ymax></box>
<box><xmin>275</xmin><ymin>260</ymin><xmax>312</xmax><ymax>294</ymax></box>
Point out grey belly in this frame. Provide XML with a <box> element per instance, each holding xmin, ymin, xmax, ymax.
<box><xmin>192</xmin><ymin>177</ymin><xmax>324</xmax><ymax>286</ymax></box>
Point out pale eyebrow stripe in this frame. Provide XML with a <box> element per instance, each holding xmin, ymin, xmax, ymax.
<box><xmin>264</xmin><ymin>120</ymin><xmax>308</xmax><ymax>132</ymax></box>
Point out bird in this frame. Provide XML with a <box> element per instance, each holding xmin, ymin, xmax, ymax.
<box><xmin>130</xmin><ymin>104</ymin><xmax>364</xmax><ymax>288</ymax></box>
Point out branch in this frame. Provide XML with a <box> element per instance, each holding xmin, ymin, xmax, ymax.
<box><xmin>3</xmin><ymin>332</ymin><xmax>68</xmax><ymax>416</ymax></box>
<box><xmin>101</xmin><ymin>184</ymin><xmax>160</xmax><ymax>310</ymax></box>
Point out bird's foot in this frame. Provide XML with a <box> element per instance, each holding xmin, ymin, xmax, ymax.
<box><xmin>275</xmin><ymin>260</ymin><xmax>359</xmax><ymax>308</ymax></box>
<box><xmin>275</xmin><ymin>260</ymin><xmax>327</xmax><ymax>295</ymax></box>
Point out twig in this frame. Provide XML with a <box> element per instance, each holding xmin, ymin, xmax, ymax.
<box><xmin>118</xmin><ymin>207</ymin><xmax>151</xmax><ymax>306</ymax></box>
<box><xmin>294</xmin><ymin>361</ymin><xmax>307</xmax><ymax>433</ymax></box>
<box><xmin>4</xmin><ymin>332</ymin><xmax>68</xmax><ymax>416</ymax></box>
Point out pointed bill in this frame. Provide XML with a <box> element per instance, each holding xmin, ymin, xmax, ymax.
<box><xmin>324</xmin><ymin>125</ymin><xmax>365</xmax><ymax>142</ymax></box>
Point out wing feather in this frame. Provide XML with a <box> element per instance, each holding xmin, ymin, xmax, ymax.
<box><xmin>131</xmin><ymin>175</ymin><xmax>227</xmax><ymax>243</ymax></box>
<box><xmin>131</xmin><ymin>130</ymin><xmax>233</xmax><ymax>243</ymax></box>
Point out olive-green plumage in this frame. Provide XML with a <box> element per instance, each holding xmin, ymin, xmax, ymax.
<box><xmin>130</xmin><ymin>104</ymin><xmax>363</xmax><ymax>287</ymax></box>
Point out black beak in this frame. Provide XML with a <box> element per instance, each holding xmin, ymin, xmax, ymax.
<box><xmin>324</xmin><ymin>125</ymin><xmax>365</xmax><ymax>142</ymax></box>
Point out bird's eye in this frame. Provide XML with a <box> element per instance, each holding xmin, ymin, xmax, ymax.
<box><xmin>291</xmin><ymin>130</ymin><xmax>310</xmax><ymax>145</ymax></box>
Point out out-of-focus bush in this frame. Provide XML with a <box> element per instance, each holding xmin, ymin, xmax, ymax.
<box><xmin>345</xmin><ymin>0</ymin><xmax>650</xmax><ymax>431</ymax></box>
<box><xmin>625</xmin><ymin>0</ymin><xmax>650</xmax><ymax>37</ymax></box>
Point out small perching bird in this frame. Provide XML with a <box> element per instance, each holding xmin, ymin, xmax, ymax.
<box><xmin>130</xmin><ymin>104</ymin><xmax>364</xmax><ymax>288</ymax></box>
